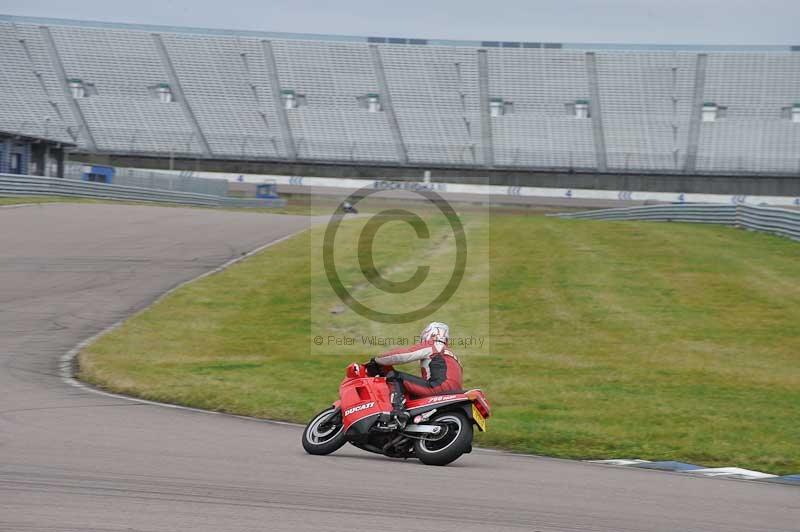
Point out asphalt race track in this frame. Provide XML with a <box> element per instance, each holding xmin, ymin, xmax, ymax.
<box><xmin>0</xmin><ymin>203</ymin><xmax>797</xmax><ymax>532</ymax></box>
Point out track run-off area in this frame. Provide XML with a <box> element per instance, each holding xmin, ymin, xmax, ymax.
<box><xmin>0</xmin><ymin>203</ymin><xmax>797</xmax><ymax>532</ymax></box>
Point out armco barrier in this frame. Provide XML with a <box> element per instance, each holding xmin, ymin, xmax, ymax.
<box><xmin>64</xmin><ymin>163</ymin><xmax>230</xmax><ymax>197</ymax></box>
<box><xmin>0</xmin><ymin>174</ymin><xmax>285</xmax><ymax>208</ymax></box>
<box><xmin>737</xmin><ymin>204</ymin><xmax>800</xmax><ymax>242</ymax></box>
<box><xmin>554</xmin><ymin>203</ymin><xmax>800</xmax><ymax>242</ymax></box>
<box><xmin>145</xmin><ymin>168</ymin><xmax>800</xmax><ymax>208</ymax></box>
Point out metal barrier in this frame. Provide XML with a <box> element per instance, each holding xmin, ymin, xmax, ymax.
<box><xmin>555</xmin><ymin>203</ymin><xmax>800</xmax><ymax>242</ymax></box>
<box><xmin>0</xmin><ymin>173</ymin><xmax>285</xmax><ymax>208</ymax></box>
<box><xmin>737</xmin><ymin>204</ymin><xmax>800</xmax><ymax>242</ymax></box>
<box><xmin>64</xmin><ymin>163</ymin><xmax>230</xmax><ymax>197</ymax></box>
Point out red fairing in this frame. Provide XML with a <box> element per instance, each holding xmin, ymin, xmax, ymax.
<box><xmin>405</xmin><ymin>390</ymin><xmax>491</xmax><ymax>416</ymax></box>
<box><xmin>405</xmin><ymin>393</ymin><xmax>470</xmax><ymax>410</ymax></box>
<box><xmin>465</xmin><ymin>389</ymin><xmax>492</xmax><ymax>418</ymax></box>
<box><xmin>339</xmin><ymin>376</ymin><xmax>392</xmax><ymax>431</ymax></box>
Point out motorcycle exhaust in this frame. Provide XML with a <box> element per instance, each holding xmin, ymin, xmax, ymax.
<box><xmin>413</xmin><ymin>408</ymin><xmax>437</xmax><ymax>424</ymax></box>
<box><xmin>402</xmin><ymin>424</ymin><xmax>443</xmax><ymax>435</ymax></box>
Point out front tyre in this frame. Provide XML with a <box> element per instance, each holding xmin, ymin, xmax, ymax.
<box><xmin>302</xmin><ymin>407</ymin><xmax>346</xmax><ymax>455</ymax></box>
<box><xmin>413</xmin><ymin>411</ymin><xmax>473</xmax><ymax>466</ymax></box>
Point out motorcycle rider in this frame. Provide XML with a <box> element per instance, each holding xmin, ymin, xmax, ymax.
<box><xmin>365</xmin><ymin>322</ymin><xmax>463</xmax><ymax>429</ymax></box>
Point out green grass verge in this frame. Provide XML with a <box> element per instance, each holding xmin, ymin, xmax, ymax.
<box><xmin>0</xmin><ymin>195</ymin><xmax>125</xmax><ymax>206</ymax></box>
<box><xmin>0</xmin><ymin>194</ymin><xmax>325</xmax><ymax>215</ymax></box>
<box><xmin>79</xmin><ymin>213</ymin><xmax>800</xmax><ymax>474</ymax></box>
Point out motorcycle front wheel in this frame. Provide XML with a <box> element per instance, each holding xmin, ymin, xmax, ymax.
<box><xmin>302</xmin><ymin>406</ymin><xmax>346</xmax><ymax>455</ymax></box>
<box><xmin>413</xmin><ymin>411</ymin><xmax>473</xmax><ymax>466</ymax></box>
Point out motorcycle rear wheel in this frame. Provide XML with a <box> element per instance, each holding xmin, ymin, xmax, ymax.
<box><xmin>413</xmin><ymin>411</ymin><xmax>472</xmax><ymax>466</ymax></box>
<box><xmin>302</xmin><ymin>407</ymin><xmax>346</xmax><ymax>455</ymax></box>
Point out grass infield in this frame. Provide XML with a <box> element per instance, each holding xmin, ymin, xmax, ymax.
<box><xmin>79</xmin><ymin>212</ymin><xmax>800</xmax><ymax>474</ymax></box>
<box><xmin>0</xmin><ymin>195</ymin><xmax>118</xmax><ymax>206</ymax></box>
<box><xmin>0</xmin><ymin>194</ymin><xmax>330</xmax><ymax>215</ymax></box>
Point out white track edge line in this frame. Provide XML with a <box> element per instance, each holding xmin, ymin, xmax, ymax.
<box><xmin>0</xmin><ymin>203</ymin><xmax>45</xmax><ymax>209</ymax></box>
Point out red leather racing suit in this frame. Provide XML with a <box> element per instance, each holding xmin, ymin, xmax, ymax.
<box><xmin>375</xmin><ymin>339</ymin><xmax>463</xmax><ymax>397</ymax></box>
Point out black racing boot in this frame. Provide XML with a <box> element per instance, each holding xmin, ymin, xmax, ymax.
<box><xmin>377</xmin><ymin>374</ymin><xmax>409</xmax><ymax>431</ymax></box>
<box><xmin>389</xmin><ymin>393</ymin><xmax>410</xmax><ymax>429</ymax></box>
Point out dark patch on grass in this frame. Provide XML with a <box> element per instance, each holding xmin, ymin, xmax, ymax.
<box><xmin>189</xmin><ymin>362</ymin><xmax>266</xmax><ymax>373</ymax></box>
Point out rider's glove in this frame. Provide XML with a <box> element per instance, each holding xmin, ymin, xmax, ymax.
<box><xmin>364</xmin><ymin>358</ymin><xmax>381</xmax><ymax>377</ymax></box>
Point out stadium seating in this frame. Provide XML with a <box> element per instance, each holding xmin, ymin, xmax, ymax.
<box><xmin>0</xmin><ymin>22</ymin><xmax>74</xmax><ymax>143</ymax></box>
<box><xmin>381</xmin><ymin>45</ymin><xmax>483</xmax><ymax>165</ymax></box>
<box><xmin>699</xmin><ymin>53</ymin><xmax>800</xmax><ymax>173</ymax></box>
<box><xmin>596</xmin><ymin>52</ymin><xmax>696</xmax><ymax>172</ymax></box>
<box><xmin>1</xmin><ymin>15</ymin><xmax>798</xmax><ymax>174</ymax></box>
<box><xmin>161</xmin><ymin>34</ymin><xmax>284</xmax><ymax>157</ymax></box>
<box><xmin>271</xmin><ymin>40</ymin><xmax>397</xmax><ymax>161</ymax></box>
<box><xmin>488</xmin><ymin>48</ymin><xmax>596</xmax><ymax>169</ymax></box>
<box><xmin>49</xmin><ymin>25</ymin><xmax>198</xmax><ymax>154</ymax></box>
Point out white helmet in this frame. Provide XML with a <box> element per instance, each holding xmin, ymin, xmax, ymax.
<box><xmin>421</xmin><ymin>322</ymin><xmax>449</xmax><ymax>344</ymax></box>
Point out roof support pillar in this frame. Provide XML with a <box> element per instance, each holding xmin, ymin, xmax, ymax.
<box><xmin>368</xmin><ymin>44</ymin><xmax>408</xmax><ymax>165</ymax></box>
<box><xmin>685</xmin><ymin>53</ymin><xmax>708</xmax><ymax>173</ymax></box>
<box><xmin>585</xmin><ymin>52</ymin><xmax>608</xmax><ymax>172</ymax></box>
<box><xmin>261</xmin><ymin>40</ymin><xmax>297</xmax><ymax>160</ymax></box>
<box><xmin>152</xmin><ymin>33</ymin><xmax>212</xmax><ymax>157</ymax></box>
<box><xmin>40</xmin><ymin>26</ymin><xmax>97</xmax><ymax>151</ymax></box>
<box><xmin>477</xmin><ymin>49</ymin><xmax>494</xmax><ymax>168</ymax></box>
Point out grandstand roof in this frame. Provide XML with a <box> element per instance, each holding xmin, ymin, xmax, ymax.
<box><xmin>1</xmin><ymin>14</ymin><xmax>797</xmax><ymax>53</ymax></box>
<box><xmin>0</xmin><ymin>129</ymin><xmax>76</xmax><ymax>146</ymax></box>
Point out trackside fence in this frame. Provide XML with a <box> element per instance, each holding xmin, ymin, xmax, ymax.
<box><xmin>64</xmin><ymin>163</ymin><xmax>230</xmax><ymax>197</ymax></box>
<box><xmin>0</xmin><ymin>173</ymin><xmax>285</xmax><ymax>208</ymax></box>
<box><xmin>555</xmin><ymin>204</ymin><xmax>800</xmax><ymax>242</ymax></box>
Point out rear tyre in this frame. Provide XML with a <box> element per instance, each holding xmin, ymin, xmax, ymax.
<box><xmin>413</xmin><ymin>411</ymin><xmax>472</xmax><ymax>466</ymax></box>
<box><xmin>302</xmin><ymin>407</ymin><xmax>346</xmax><ymax>455</ymax></box>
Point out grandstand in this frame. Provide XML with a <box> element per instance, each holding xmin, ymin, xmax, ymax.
<box><xmin>1</xmin><ymin>14</ymin><xmax>799</xmax><ymax>176</ymax></box>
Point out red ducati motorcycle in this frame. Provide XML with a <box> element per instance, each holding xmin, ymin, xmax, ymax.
<box><xmin>302</xmin><ymin>362</ymin><xmax>491</xmax><ymax>466</ymax></box>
